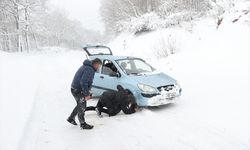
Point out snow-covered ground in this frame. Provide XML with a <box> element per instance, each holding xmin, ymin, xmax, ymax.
<box><xmin>1</xmin><ymin>4</ymin><xmax>250</xmax><ymax>150</ymax></box>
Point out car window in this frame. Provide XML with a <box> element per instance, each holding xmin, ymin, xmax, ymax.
<box><xmin>133</xmin><ymin>59</ymin><xmax>153</xmax><ymax>72</ymax></box>
<box><xmin>96</xmin><ymin>64</ymin><xmax>102</xmax><ymax>73</ymax></box>
<box><xmin>116</xmin><ymin>58</ymin><xmax>154</xmax><ymax>75</ymax></box>
<box><xmin>84</xmin><ymin>46</ymin><xmax>112</xmax><ymax>56</ymax></box>
<box><xmin>93</xmin><ymin>59</ymin><xmax>102</xmax><ymax>73</ymax></box>
<box><xmin>117</xmin><ymin>60</ymin><xmax>131</xmax><ymax>70</ymax></box>
<box><xmin>101</xmin><ymin>59</ymin><xmax>118</xmax><ymax>76</ymax></box>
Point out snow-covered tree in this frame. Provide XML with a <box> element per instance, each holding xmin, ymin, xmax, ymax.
<box><xmin>100</xmin><ymin>0</ymin><xmax>212</xmax><ymax>34</ymax></box>
<box><xmin>0</xmin><ymin>0</ymin><xmax>45</xmax><ymax>52</ymax></box>
<box><xmin>0</xmin><ymin>0</ymin><xmax>104</xmax><ymax>52</ymax></box>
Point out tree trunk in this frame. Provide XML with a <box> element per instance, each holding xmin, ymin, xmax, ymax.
<box><xmin>13</xmin><ymin>0</ymin><xmax>23</xmax><ymax>52</ymax></box>
<box><xmin>14</xmin><ymin>1</ymin><xmax>22</xmax><ymax>52</ymax></box>
<box><xmin>24</xmin><ymin>0</ymin><xmax>30</xmax><ymax>52</ymax></box>
<box><xmin>32</xmin><ymin>32</ymin><xmax>38</xmax><ymax>49</ymax></box>
<box><xmin>4</xmin><ymin>31</ymin><xmax>11</xmax><ymax>52</ymax></box>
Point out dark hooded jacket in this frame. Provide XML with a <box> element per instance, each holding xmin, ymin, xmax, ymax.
<box><xmin>99</xmin><ymin>89</ymin><xmax>137</xmax><ymax>116</ymax></box>
<box><xmin>71</xmin><ymin>60</ymin><xmax>96</xmax><ymax>97</ymax></box>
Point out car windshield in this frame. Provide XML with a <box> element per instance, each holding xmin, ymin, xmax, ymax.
<box><xmin>116</xmin><ymin>58</ymin><xmax>155</xmax><ymax>75</ymax></box>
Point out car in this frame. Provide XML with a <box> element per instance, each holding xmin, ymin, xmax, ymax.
<box><xmin>83</xmin><ymin>45</ymin><xmax>182</xmax><ymax>106</ymax></box>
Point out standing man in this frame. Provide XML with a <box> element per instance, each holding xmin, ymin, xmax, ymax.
<box><xmin>67</xmin><ymin>58</ymin><xmax>102</xmax><ymax>130</ymax></box>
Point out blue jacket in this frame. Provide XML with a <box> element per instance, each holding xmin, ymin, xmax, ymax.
<box><xmin>71</xmin><ymin>60</ymin><xmax>96</xmax><ymax>97</ymax></box>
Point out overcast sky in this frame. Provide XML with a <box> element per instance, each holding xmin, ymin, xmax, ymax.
<box><xmin>48</xmin><ymin>0</ymin><xmax>104</xmax><ymax>33</ymax></box>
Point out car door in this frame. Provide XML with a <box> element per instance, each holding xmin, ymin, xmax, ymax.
<box><xmin>82</xmin><ymin>45</ymin><xmax>113</xmax><ymax>97</ymax></box>
<box><xmin>92</xmin><ymin>59</ymin><xmax>121</xmax><ymax>96</ymax></box>
<box><xmin>91</xmin><ymin>61</ymin><xmax>104</xmax><ymax>97</ymax></box>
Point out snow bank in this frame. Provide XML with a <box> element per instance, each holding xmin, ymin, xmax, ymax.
<box><xmin>223</xmin><ymin>1</ymin><xmax>250</xmax><ymax>23</ymax></box>
<box><xmin>0</xmin><ymin>51</ymin><xmax>41</xmax><ymax>150</ymax></box>
<box><xmin>109</xmin><ymin>27</ymin><xmax>192</xmax><ymax>61</ymax></box>
<box><xmin>0</xmin><ymin>50</ymin><xmax>85</xmax><ymax>150</ymax></box>
<box><xmin>108</xmin><ymin>7</ymin><xmax>250</xmax><ymax>150</ymax></box>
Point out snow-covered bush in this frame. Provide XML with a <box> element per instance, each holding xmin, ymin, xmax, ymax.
<box><xmin>101</xmin><ymin>0</ymin><xmax>212</xmax><ymax>34</ymax></box>
<box><xmin>116</xmin><ymin>12</ymin><xmax>163</xmax><ymax>34</ymax></box>
<box><xmin>116</xmin><ymin>11</ymin><xmax>198</xmax><ymax>34</ymax></box>
<box><xmin>155</xmin><ymin>33</ymin><xmax>178</xmax><ymax>58</ymax></box>
<box><xmin>155</xmin><ymin>35</ymin><xmax>170</xmax><ymax>58</ymax></box>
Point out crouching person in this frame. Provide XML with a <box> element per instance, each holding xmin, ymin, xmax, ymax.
<box><xmin>95</xmin><ymin>85</ymin><xmax>138</xmax><ymax>117</ymax></box>
<box><xmin>67</xmin><ymin>58</ymin><xmax>102</xmax><ymax>130</ymax></box>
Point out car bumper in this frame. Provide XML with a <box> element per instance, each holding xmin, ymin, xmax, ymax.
<box><xmin>147</xmin><ymin>95</ymin><xmax>180</xmax><ymax>106</ymax></box>
<box><xmin>136</xmin><ymin>88</ymin><xmax>182</xmax><ymax>106</ymax></box>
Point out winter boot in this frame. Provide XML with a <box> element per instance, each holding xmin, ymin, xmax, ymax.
<box><xmin>67</xmin><ymin>117</ymin><xmax>77</xmax><ymax>125</ymax></box>
<box><xmin>95</xmin><ymin>107</ymin><xmax>103</xmax><ymax>118</ymax></box>
<box><xmin>80</xmin><ymin>122</ymin><xmax>94</xmax><ymax>130</ymax></box>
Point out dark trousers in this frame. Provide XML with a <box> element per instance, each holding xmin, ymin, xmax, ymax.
<box><xmin>69</xmin><ymin>88</ymin><xmax>86</xmax><ymax>124</ymax></box>
<box><xmin>96</xmin><ymin>99</ymin><xmax>120</xmax><ymax>116</ymax></box>
<box><xmin>96</xmin><ymin>101</ymin><xmax>109</xmax><ymax>114</ymax></box>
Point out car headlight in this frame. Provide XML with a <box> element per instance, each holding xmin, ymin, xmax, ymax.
<box><xmin>175</xmin><ymin>81</ymin><xmax>182</xmax><ymax>93</ymax></box>
<box><xmin>137</xmin><ymin>83</ymin><xmax>157</xmax><ymax>93</ymax></box>
<box><xmin>174</xmin><ymin>81</ymin><xmax>180</xmax><ymax>87</ymax></box>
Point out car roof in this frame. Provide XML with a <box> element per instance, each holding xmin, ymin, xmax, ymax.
<box><xmin>89</xmin><ymin>55</ymin><xmax>139</xmax><ymax>61</ymax></box>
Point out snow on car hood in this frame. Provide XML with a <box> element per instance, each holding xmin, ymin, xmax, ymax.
<box><xmin>129</xmin><ymin>72</ymin><xmax>177</xmax><ymax>88</ymax></box>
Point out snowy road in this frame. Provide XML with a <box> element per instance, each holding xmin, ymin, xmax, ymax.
<box><xmin>1</xmin><ymin>21</ymin><xmax>250</xmax><ymax>150</ymax></box>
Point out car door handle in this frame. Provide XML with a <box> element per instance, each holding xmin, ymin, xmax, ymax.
<box><xmin>100</xmin><ymin>76</ymin><xmax>104</xmax><ymax>79</ymax></box>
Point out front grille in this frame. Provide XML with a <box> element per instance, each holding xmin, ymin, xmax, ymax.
<box><xmin>157</xmin><ymin>85</ymin><xmax>175</xmax><ymax>92</ymax></box>
<box><xmin>141</xmin><ymin>93</ymin><xmax>159</xmax><ymax>98</ymax></box>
